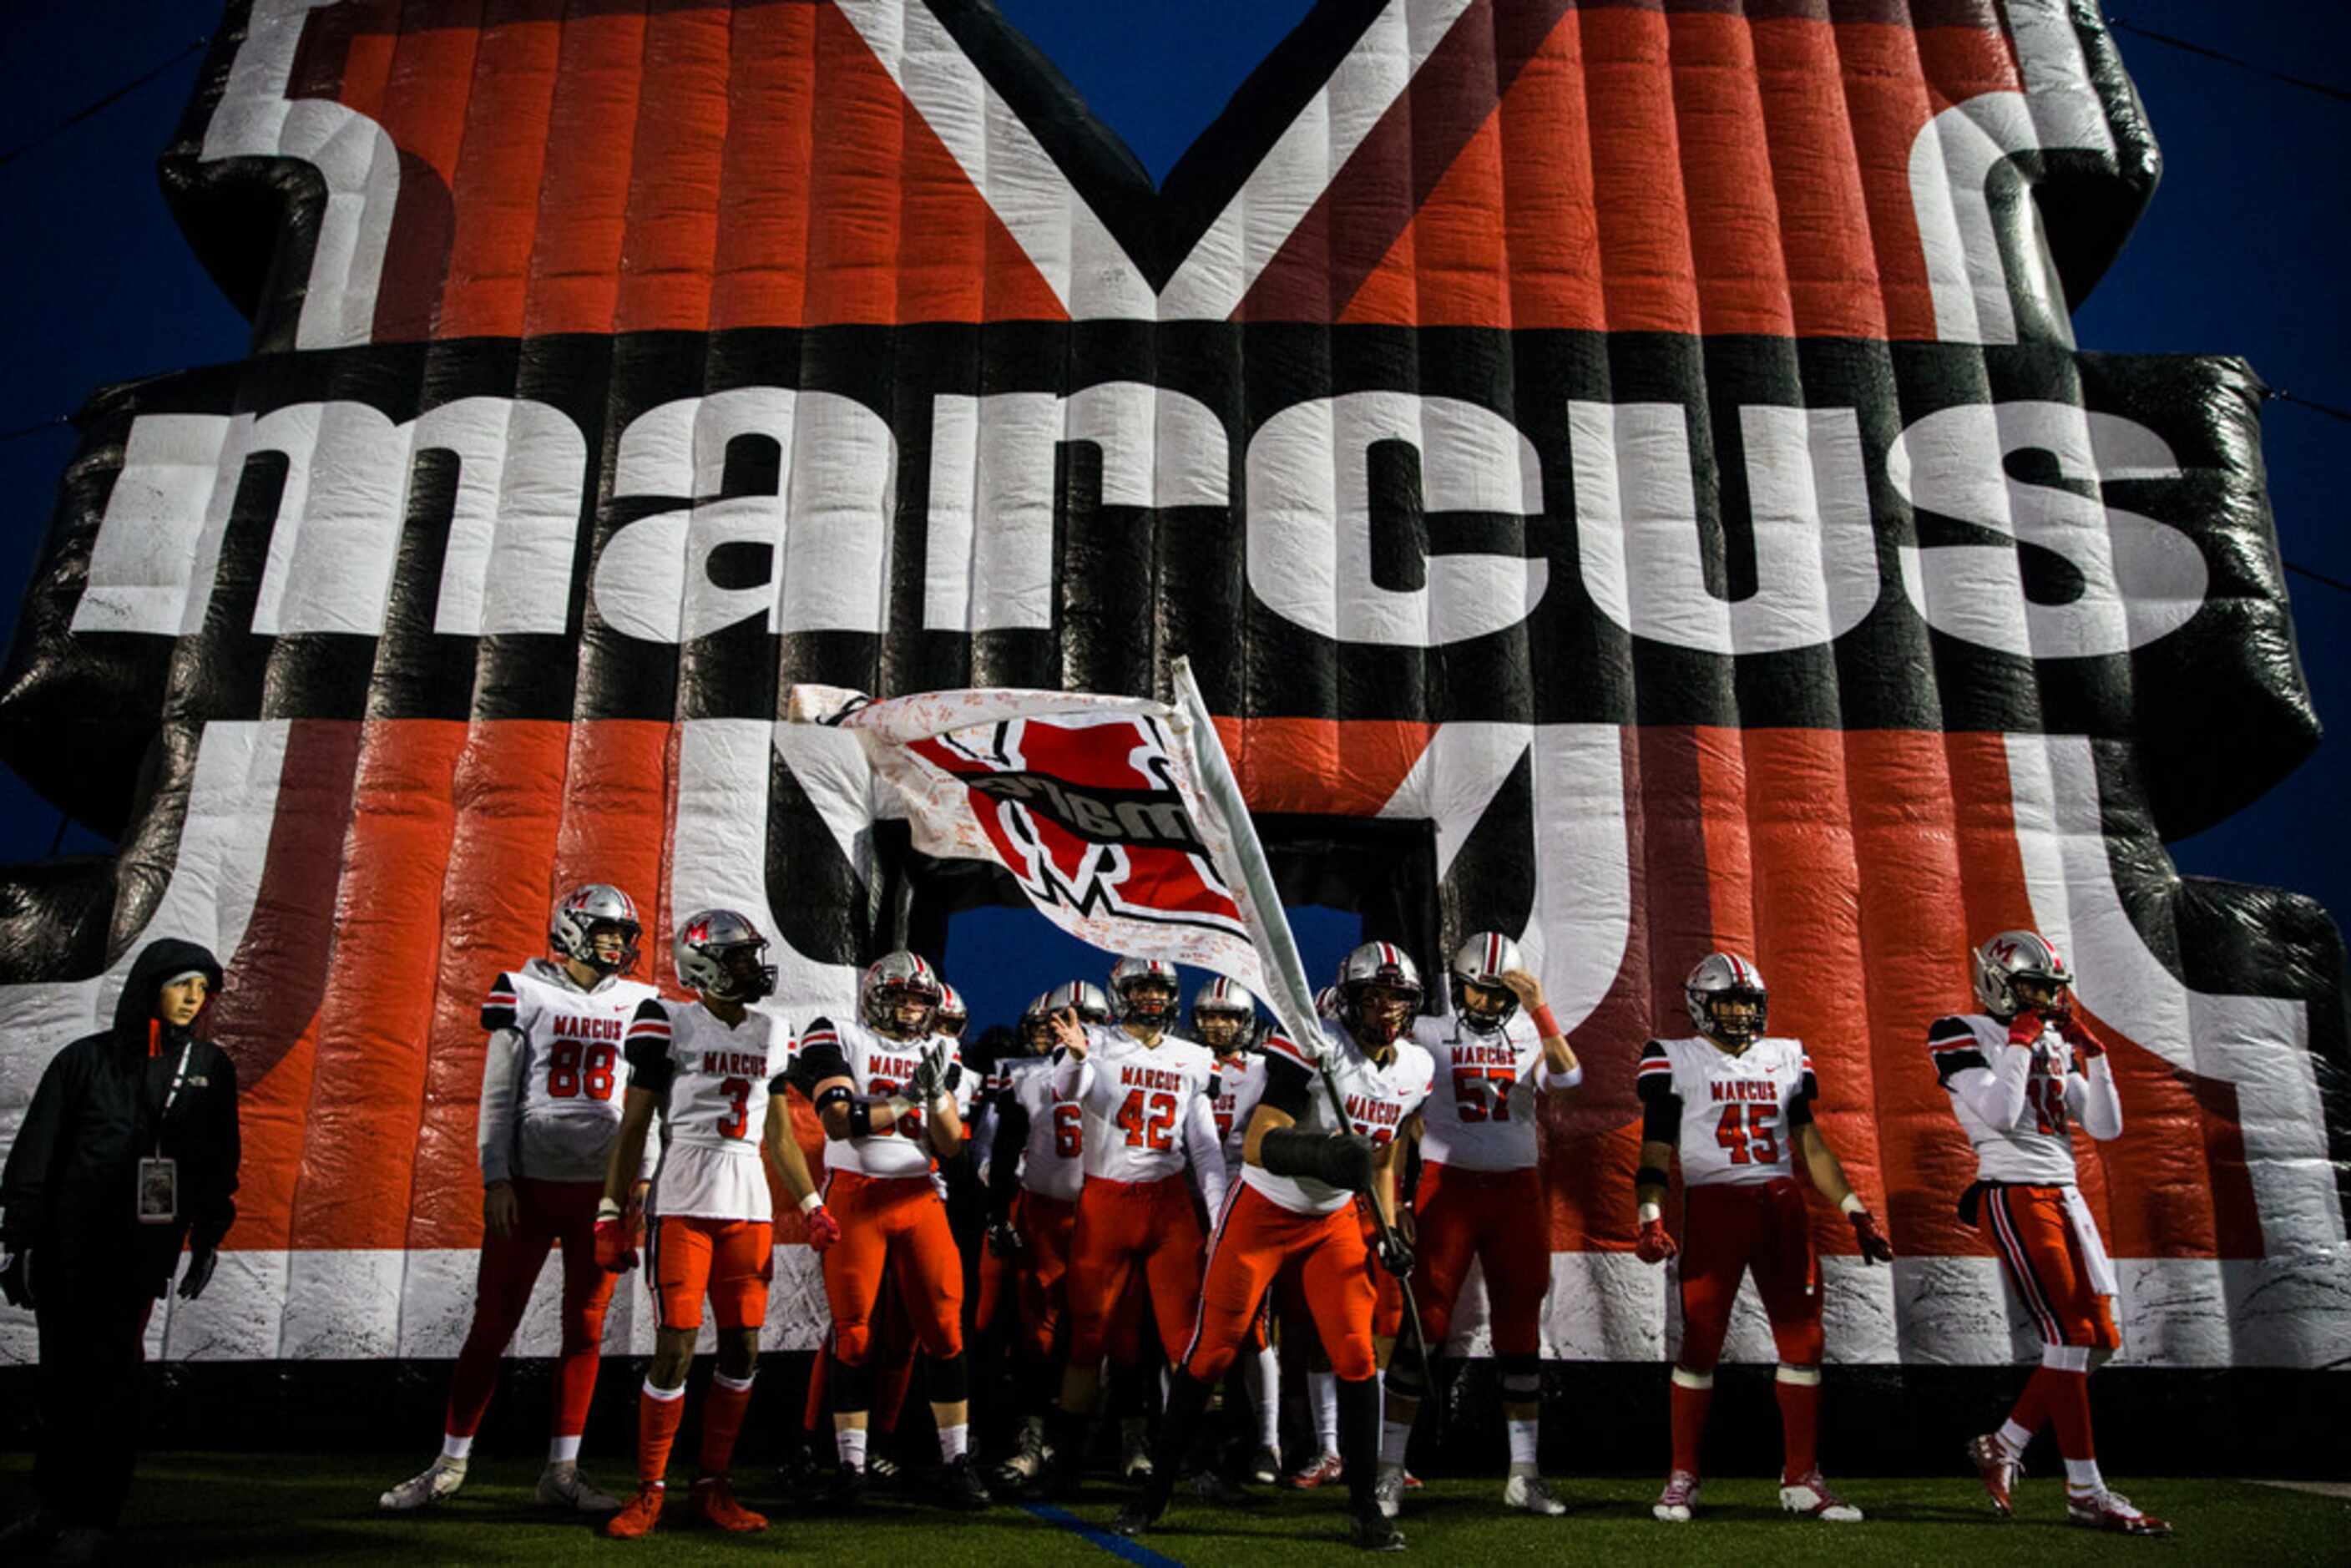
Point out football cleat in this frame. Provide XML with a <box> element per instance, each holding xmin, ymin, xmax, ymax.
<box><xmin>2068</xmin><ymin>1489</ymin><xmax>2172</xmax><ymax>1536</ymax></box>
<box><xmin>378</xmin><ymin>1456</ymin><xmax>468</xmax><ymax>1512</ymax></box>
<box><xmin>826</xmin><ymin>1461</ymin><xmax>868</xmax><ymax>1510</ymax></box>
<box><xmin>535</xmin><ymin>1462</ymin><xmax>621</xmax><ymax>1513</ymax></box>
<box><xmin>1780</xmin><ymin>1469</ymin><xmax>1863</xmax><ymax>1522</ymax></box>
<box><xmin>1184</xmin><ymin>1469</ymin><xmax>1246</xmax><ymax>1505</ymax></box>
<box><xmin>1372</xmin><ymin>1464</ymin><xmax>1406</xmax><ymax>1519</ymax></box>
<box><xmin>938</xmin><ymin>1454</ymin><xmax>994</xmax><ymax>1510</ymax></box>
<box><xmin>601</xmin><ymin>1484</ymin><xmax>665</xmax><ymax>1540</ymax></box>
<box><xmin>1350</xmin><ymin>1511</ymin><xmax>1408</xmax><ymax>1552</ymax></box>
<box><xmin>1120</xmin><ymin>1419</ymin><xmax>1155</xmax><ymax>1481</ymax></box>
<box><xmin>773</xmin><ymin>1446</ymin><xmax>823</xmax><ymax>1500</ymax></box>
<box><xmin>1503</xmin><ymin>1472</ymin><xmax>1568</xmax><ymax>1515</ymax></box>
<box><xmin>1402</xmin><ymin>1470</ymin><xmax>1423</xmax><ymax>1490</ymax></box>
<box><xmin>687</xmin><ymin>1476</ymin><xmax>767</xmax><ymax>1533</ymax></box>
<box><xmin>997</xmin><ymin>1416</ymin><xmax>1049</xmax><ymax>1490</ymax></box>
<box><xmin>1288</xmin><ymin>1452</ymin><xmax>1346</xmax><ymax>1490</ymax></box>
<box><xmin>1966</xmin><ymin>1433</ymin><xmax>2021</xmax><ymax>1518</ymax></box>
<box><xmin>1652</xmin><ymin>1469</ymin><xmax>1701</xmax><ymax>1522</ymax></box>
<box><xmin>868</xmin><ymin>1449</ymin><xmax>903</xmax><ymax>1486</ymax></box>
<box><xmin>1248</xmin><ymin>1445</ymin><xmax>1283</xmax><ymax>1486</ymax></box>
<box><xmin>1110</xmin><ymin>1497</ymin><xmax>1165</xmax><ymax>1539</ymax></box>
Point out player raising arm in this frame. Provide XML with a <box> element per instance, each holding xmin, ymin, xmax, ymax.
<box><xmin>1942</xmin><ymin>932</ymin><xmax>2166</xmax><ymax>1536</ymax></box>
<box><xmin>1634</xmin><ymin>953</ymin><xmax>1893</xmax><ymax>1527</ymax></box>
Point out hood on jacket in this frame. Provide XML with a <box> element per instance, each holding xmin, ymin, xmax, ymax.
<box><xmin>111</xmin><ymin>937</ymin><xmax>225</xmax><ymax>1056</ymax></box>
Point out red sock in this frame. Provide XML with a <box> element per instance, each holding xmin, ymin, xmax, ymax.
<box><xmin>2007</xmin><ymin>1366</ymin><xmax>2055</xmax><ymax>1439</ymax></box>
<box><xmin>639</xmin><ymin>1385</ymin><xmax>688</xmax><ymax>1485</ymax></box>
<box><xmin>1669</xmin><ymin>1378</ymin><xmax>1711</xmax><ymax>1476</ymax></box>
<box><xmin>1775</xmin><ymin>1377</ymin><xmax>1820</xmax><ymax>1481</ymax></box>
<box><xmin>2044</xmin><ymin>1368</ymin><xmax>2095</xmax><ymax>1461</ymax></box>
<box><xmin>700</xmin><ymin>1376</ymin><xmax>756</xmax><ymax>1479</ymax></box>
<box><xmin>804</xmin><ymin>1354</ymin><xmax>829</xmax><ymax>1436</ymax></box>
<box><xmin>552</xmin><ymin>1343</ymin><xmax>600</xmax><ymax>1445</ymax></box>
<box><xmin>446</xmin><ymin>1337</ymin><xmax>502</xmax><ymax>1439</ymax></box>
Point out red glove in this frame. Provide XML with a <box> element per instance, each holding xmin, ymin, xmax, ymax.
<box><xmin>1848</xmin><ymin>1206</ymin><xmax>1895</xmax><ymax>1264</ymax></box>
<box><xmin>1635</xmin><ymin>1218</ymin><xmax>1678</xmax><ymax>1265</ymax></box>
<box><xmin>806</xmin><ymin>1203</ymin><xmax>842</xmax><ymax>1256</ymax></box>
<box><xmin>2050</xmin><ymin>1009</ymin><xmax>2104</xmax><ymax>1059</ymax></box>
<box><xmin>593</xmin><ymin>1206</ymin><xmax>637</xmax><ymax>1273</ymax></box>
<box><xmin>2005</xmin><ymin>1009</ymin><xmax>2044</xmax><ymax>1048</ymax></box>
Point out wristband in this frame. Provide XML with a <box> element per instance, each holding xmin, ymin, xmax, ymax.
<box><xmin>1838</xmin><ymin>1191</ymin><xmax>1865</xmax><ymax>1216</ymax></box>
<box><xmin>799</xmin><ymin>1191</ymin><xmax>823</xmax><ymax>1214</ymax></box>
<box><xmin>1530</xmin><ymin>1004</ymin><xmax>1562</xmax><ymax>1039</ymax></box>
<box><xmin>596</xmin><ymin>1198</ymin><xmax>623</xmax><ymax>1222</ymax></box>
<box><xmin>1637</xmin><ymin>1201</ymin><xmax>1661</xmax><ymax>1224</ymax></box>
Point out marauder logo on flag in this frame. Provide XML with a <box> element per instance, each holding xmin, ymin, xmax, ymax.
<box><xmin>0</xmin><ymin>0</ymin><xmax>2343</xmax><ymax>1383</ymax></box>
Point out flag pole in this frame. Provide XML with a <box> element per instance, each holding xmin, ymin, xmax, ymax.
<box><xmin>1169</xmin><ymin>657</ymin><xmax>1436</xmax><ymax>1396</ymax></box>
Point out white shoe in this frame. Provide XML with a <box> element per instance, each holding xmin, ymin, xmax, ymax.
<box><xmin>1503</xmin><ymin>1471</ymin><xmax>1568</xmax><ymax>1516</ymax></box>
<box><xmin>1373</xmin><ymin>1463</ymin><xmax>1406</xmax><ymax>1520</ymax></box>
<box><xmin>1780</xmin><ymin>1469</ymin><xmax>1863</xmax><ymax>1522</ymax></box>
<box><xmin>1652</xmin><ymin>1469</ymin><xmax>1699</xmax><ymax>1523</ymax></box>
<box><xmin>380</xmin><ymin>1456</ymin><xmax>468</xmax><ymax>1511</ymax></box>
<box><xmin>1120</xmin><ymin>1418</ymin><xmax>1155</xmax><ymax>1481</ymax></box>
<box><xmin>537</xmin><ymin>1462</ymin><xmax>623</xmax><ymax>1513</ymax></box>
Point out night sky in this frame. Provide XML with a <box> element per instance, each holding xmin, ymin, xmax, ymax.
<box><xmin>0</xmin><ymin>0</ymin><xmax>2340</xmax><ymax>1034</ymax></box>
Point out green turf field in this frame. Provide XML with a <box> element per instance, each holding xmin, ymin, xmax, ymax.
<box><xmin>2</xmin><ymin>1455</ymin><xmax>2343</xmax><ymax>1564</ymax></box>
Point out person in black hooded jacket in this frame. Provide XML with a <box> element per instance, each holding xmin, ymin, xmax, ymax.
<box><xmin>0</xmin><ymin>936</ymin><xmax>240</xmax><ymax>1556</ymax></box>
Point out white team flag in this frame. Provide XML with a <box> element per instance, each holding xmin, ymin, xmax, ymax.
<box><xmin>786</xmin><ymin>660</ymin><xmax>1325</xmax><ymax>1053</ymax></box>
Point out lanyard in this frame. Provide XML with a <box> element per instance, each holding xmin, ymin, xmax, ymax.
<box><xmin>154</xmin><ymin>1039</ymin><xmax>195</xmax><ymax>1154</ymax></box>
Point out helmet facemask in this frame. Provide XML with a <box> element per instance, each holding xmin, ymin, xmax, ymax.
<box><xmin>1343</xmin><ymin>981</ymin><xmax>1418</xmax><ymax>1050</ymax></box>
<box><xmin>1453</xmin><ymin>977</ymin><xmax>1517</xmax><ymax>1033</ymax></box>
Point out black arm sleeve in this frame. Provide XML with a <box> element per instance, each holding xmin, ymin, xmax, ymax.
<box><xmin>1260</xmin><ymin>1052</ymin><xmax>1314</xmax><ymax>1120</ymax></box>
<box><xmin>988</xmin><ymin>1100</ymin><xmax>1029</xmax><ymax>1218</ymax></box>
<box><xmin>1787</xmin><ymin>1070</ymin><xmax>1819</xmax><ymax>1127</ymax></box>
<box><xmin>1636</xmin><ymin>1045</ymin><xmax>1682</xmax><ymax>1146</ymax></box>
<box><xmin>188</xmin><ymin>1050</ymin><xmax>240</xmax><ymax>1253</ymax></box>
<box><xmin>786</xmin><ymin>1019</ymin><xmax>852</xmax><ymax>1097</ymax></box>
<box><xmin>0</xmin><ymin>1048</ymin><xmax>73</xmax><ymax>1244</ymax></box>
<box><xmin>624</xmin><ymin>999</ymin><xmax>675</xmax><ymax>1097</ymax></box>
<box><xmin>480</xmin><ymin>971</ymin><xmax>519</xmax><ymax>1033</ymax></box>
<box><xmin>1928</xmin><ymin>1017</ymin><xmax>1989</xmax><ymax>1086</ymax></box>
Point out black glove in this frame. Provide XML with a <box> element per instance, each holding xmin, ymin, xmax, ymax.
<box><xmin>1258</xmin><ymin>1128</ymin><xmax>1377</xmax><ymax>1194</ymax></box>
<box><xmin>0</xmin><ymin>1247</ymin><xmax>30</xmax><ymax>1310</ymax></box>
<box><xmin>986</xmin><ymin>1220</ymin><xmax>1024</xmax><ymax>1259</ymax></box>
<box><xmin>1375</xmin><ymin>1228</ymin><xmax>1414</xmax><ymax>1278</ymax></box>
<box><xmin>177</xmin><ymin>1247</ymin><xmax>218</xmax><ymax>1302</ymax></box>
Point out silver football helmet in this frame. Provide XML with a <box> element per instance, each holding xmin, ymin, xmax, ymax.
<box><xmin>1337</xmin><ymin>941</ymin><xmax>1423</xmax><ymax>1048</ymax></box>
<box><xmin>1189</xmin><ymin>975</ymin><xmax>1262</xmax><ymax>1055</ymax></box>
<box><xmin>935</xmin><ymin>982</ymin><xmax>969</xmax><ymax>1039</ymax></box>
<box><xmin>550</xmin><ymin>883</ymin><xmax>642</xmax><ymax>977</ymax></box>
<box><xmin>1449</xmin><ymin>930</ymin><xmax>1525</xmax><ymax>1032</ymax></box>
<box><xmin>1109</xmin><ymin>956</ymin><xmax>1181</xmax><ymax>1025</ymax></box>
<box><xmin>1686</xmin><ymin>953</ymin><xmax>1767</xmax><ymax>1045</ymax></box>
<box><xmin>1019</xmin><ymin>990</ymin><xmax>1058</xmax><ymax>1052</ymax></box>
<box><xmin>1972</xmin><ymin>931</ymin><xmax>2074</xmax><ymax>1020</ymax></box>
<box><xmin>1315</xmin><ymin>984</ymin><xmax>1338</xmax><ymax>1019</ymax></box>
<box><xmin>1048</xmin><ymin>979</ymin><xmax>1112</xmax><ymax>1026</ymax></box>
<box><xmin>673</xmin><ymin>908</ymin><xmax>775</xmax><ymax>1002</ymax></box>
<box><xmin>862</xmin><ymin>950</ymin><xmax>943</xmax><ymax>1039</ymax></box>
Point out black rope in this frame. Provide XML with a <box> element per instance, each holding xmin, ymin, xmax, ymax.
<box><xmin>2107</xmin><ymin>17</ymin><xmax>2351</xmax><ymax>105</ymax></box>
<box><xmin>0</xmin><ymin>38</ymin><xmax>210</xmax><ymax>171</ymax></box>
<box><xmin>2286</xmin><ymin>560</ymin><xmax>2351</xmax><ymax>596</ymax></box>
<box><xmin>2272</xmin><ymin>388</ymin><xmax>2351</xmax><ymax>426</ymax></box>
<box><xmin>0</xmin><ymin>416</ymin><xmax>71</xmax><ymax>445</ymax></box>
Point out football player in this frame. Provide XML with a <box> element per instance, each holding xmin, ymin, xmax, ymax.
<box><xmin>978</xmin><ymin>991</ymin><xmax>1087</xmax><ymax>1490</ymax></box>
<box><xmin>1041</xmin><ymin>959</ymin><xmax>1226</xmax><ymax>1493</ymax></box>
<box><xmin>1192</xmin><ymin>978</ymin><xmax>1283</xmax><ymax>1486</ymax></box>
<box><xmin>1115</xmin><ymin>942</ymin><xmax>1434</xmax><ymax>1553</ymax></box>
<box><xmin>786</xmin><ymin>952</ymin><xmax>992</xmax><ymax>1509</ymax></box>
<box><xmin>934</xmin><ymin>983</ymin><xmax>970</xmax><ymax>1043</ymax></box>
<box><xmin>380</xmin><ymin>884</ymin><xmax>660</xmax><ymax>1515</ymax></box>
<box><xmin>1635</xmin><ymin>953</ymin><xmax>1893</xmax><ymax>1525</ymax></box>
<box><xmin>596</xmin><ymin>911</ymin><xmax>827</xmax><ymax>1538</ymax></box>
<box><xmin>1941</xmin><ymin>932</ymin><xmax>2167</xmax><ymax>1536</ymax></box>
<box><xmin>1377</xmin><ymin>932</ymin><xmax>1584</xmax><ymax>1517</ymax></box>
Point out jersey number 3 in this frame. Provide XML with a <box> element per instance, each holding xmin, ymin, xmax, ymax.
<box><xmin>547</xmin><ymin>1040</ymin><xmax>618</xmax><ymax>1101</ymax></box>
<box><xmin>1715</xmin><ymin>1104</ymin><xmax>1781</xmax><ymax>1166</ymax></box>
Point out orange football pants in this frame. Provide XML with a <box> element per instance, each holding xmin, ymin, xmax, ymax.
<box><xmin>650</xmin><ymin>1216</ymin><xmax>772</xmax><ymax>1333</ymax></box>
<box><xmin>1411</xmin><ymin>1163</ymin><xmax>1549</xmax><ymax>1355</ymax></box>
<box><xmin>976</xmin><ymin>1189</ymin><xmax>1080</xmax><ymax>1363</ymax></box>
<box><xmin>1185</xmin><ymin>1184</ymin><xmax>1377</xmax><ymax>1383</ymax></box>
<box><xmin>1676</xmin><ymin>1178</ymin><xmax>1823</xmax><ymax>1372</ymax></box>
<box><xmin>1979</xmin><ymin>1184</ymin><xmax>2121</xmax><ymax>1350</ymax></box>
<box><xmin>1065</xmin><ymin>1174</ymin><xmax>1205</xmax><ymax>1367</ymax></box>
<box><xmin>821</xmin><ymin>1171</ymin><xmax>963</xmax><ymax>1364</ymax></box>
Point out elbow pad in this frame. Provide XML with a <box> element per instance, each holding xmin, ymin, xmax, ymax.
<box><xmin>1258</xmin><ymin>1128</ymin><xmax>1374</xmax><ymax>1193</ymax></box>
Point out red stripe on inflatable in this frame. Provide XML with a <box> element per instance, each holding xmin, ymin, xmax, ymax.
<box><xmin>1213</xmin><ymin>717</ymin><xmax>1438</xmax><ymax>816</ymax></box>
<box><xmin>612</xmin><ymin>3</ymin><xmax>734</xmax><ymax>333</ymax></box>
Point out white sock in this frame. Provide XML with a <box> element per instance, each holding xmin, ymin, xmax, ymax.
<box><xmin>1253</xmin><ymin>1347</ymin><xmax>1282</xmax><ymax>1450</ymax></box>
<box><xmin>2065</xmin><ymin>1459</ymin><xmax>2105</xmax><ymax>1492</ymax></box>
<box><xmin>837</xmin><ymin>1427</ymin><xmax>869</xmax><ymax>1469</ymax></box>
<box><xmin>440</xmin><ymin>1434</ymin><xmax>473</xmax><ymax>1463</ymax></box>
<box><xmin>939</xmin><ymin>1423</ymin><xmax>969</xmax><ymax>1463</ymax></box>
<box><xmin>1506</xmin><ymin>1418</ymin><xmax>1539</xmax><ymax>1473</ymax></box>
<box><xmin>1311</xmin><ymin>1371</ymin><xmax>1338</xmax><ymax>1456</ymax></box>
<box><xmin>546</xmin><ymin>1434</ymin><xmax>581</xmax><ymax>1465</ymax></box>
<box><xmin>1379</xmin><ymin>1419</ymin><xmax>1412</xmax><ymax>1469</ymax></box>
<box><xmin>1996</xmin><ymin>1419</ymin><xmax>2032</xmax><ymax>1456</ymax></box>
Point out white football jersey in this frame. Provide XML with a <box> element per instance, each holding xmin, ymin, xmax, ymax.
<box><xmin>794</xmin><ymin>1014</ymin><xmax>975</xmax><ymax>1180</ymax></box>
<box><xmin>1009</xmin><ymin>1053</ymin><xmax>1085</xmax><ymax>1203</ymax></box>
<box><xmin>483</xmin><ymin>959</ymin><xmax>660</xmax><ymax>1182</ymax></box>
<box><xmin>1929</xmin><ymin>1013</ymin><xmax>2086</xmax><ymax>1185</ymax></box>
<box><xmin>628</xmin><ymin>999</ymin><xmax>791</xmax><ymax>1222</ymax></box>
<box><xmin>1638</xmin><ymin>1034</ymin><xmax>1814</xmax><ymax>1188</ymax></box>
<box><xmin>1243</xmin><ymin>1020</ymin><xmax>1434</xmax><ymax>1217</ymax></box>
<box><xmin>1212</xmin><ymin>1051</ymin><xmax>1268</xmax><ymax>1171</ymax></box>
<box><xmin>1413</xmin><ymin>1011</ymin><xmax>1545</xmax><ymax>1172</ymax></box>
<box><xmin>1058</xmin><ymin>1025</ymin><xmax>1219</xmax><ymax>1186</ymax></box>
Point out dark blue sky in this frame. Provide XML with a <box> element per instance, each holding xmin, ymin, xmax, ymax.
<box><xmin>0</xmin><ymin>1</ymin><xmax>2341</xmax><ymax>1031</ymax></box>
